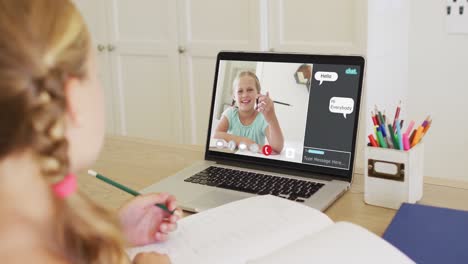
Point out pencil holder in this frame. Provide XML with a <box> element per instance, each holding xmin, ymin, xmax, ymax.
<box><xmin>364</xmin><ymin>142</ymin><xmax>424</xmax><ymax>209</ymax></box>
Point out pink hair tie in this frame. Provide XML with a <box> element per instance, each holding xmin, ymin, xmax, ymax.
<box><xmin>52</xmin><ymin>173</ymin><xmax>78</xmax><ymax>198</ymax></box>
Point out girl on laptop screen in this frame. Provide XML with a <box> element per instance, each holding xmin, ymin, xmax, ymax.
<box><xmin>214</xmin><ymin>71</ymin><xmax>284</xmax><ymax>154</ymax></box>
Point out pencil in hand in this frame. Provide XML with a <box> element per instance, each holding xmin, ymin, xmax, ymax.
<box><xmin>87</xmin><ymin>170</ymin><xmax>174</xmax><ymax>214</ymax></box>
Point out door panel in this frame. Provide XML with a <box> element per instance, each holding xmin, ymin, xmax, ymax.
<box><xmin>188</xmin><ymin>0</ymin><xmax>250</xmax><ymax>43</ymax></box>
<box><xmin>178</xmin><ymin>0</ymin><xmax>262</xmax><ymax>144</ymax></box>
<box><xmin>114</xmin><ymin>0</ymin><xmax>169</xmax><ymax>42</ymax></box>
<box><xmin>108</xmin><ymin>0</ymin><xmax>183</xmax><ymax>143</ymax></box>
<box><xmin>73</xmin><ymin>0</ymin><xmax>116</xmax><ymax>134</ymax></box>
<box><xmin>120</xmin><ymin>55</ymin><xmax>175</xmax><ymax>141</ymax></box>
<box><xmin>189</xmin><ymin>57</ymin><xmax>217</xmax><ymax>144</ymax></box>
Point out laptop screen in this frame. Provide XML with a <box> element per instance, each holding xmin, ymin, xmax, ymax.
<box><xmin>205</xmin><ymin>52</ymin><xmax>364</xmax><ymax>181</ymax></box>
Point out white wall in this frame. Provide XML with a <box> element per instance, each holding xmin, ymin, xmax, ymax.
<box><xmin>257</xmin><ymin>62</ymin><xmax>310</xmax><ymax>143</ymax></box>
<box><xmin>213</xmin><ymin>61</ymin><xmax>228</xmax><ymax>121</ymax></box>
<box><xmin>408</xmin><ymin>0</ymin><xmax>468</xmax><ymax>180</ymax></box>
<box><xmin>213</xmin><ymin>61</ymin><xmax>258</xmax><ymax>120</ymax></box>
<box><xmin>367</xmin><ymin>0</ymin><xmax>410</xmax><ymax>137</ymax></box>
<box><xmin>368</xmin><ymin>0</ymin><xmax>468</xmax><ymax>181</ymax></box>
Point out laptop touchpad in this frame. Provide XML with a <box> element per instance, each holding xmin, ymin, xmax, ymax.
<box><xmin>187</xmin><ymin>191</ymin><xmax>248</xmax><ymax>211</ymax></box>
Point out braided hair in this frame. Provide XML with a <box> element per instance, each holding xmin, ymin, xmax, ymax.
<box><xmin>0</xmin><ymin>0</ymin><xmax>129</xmax><ymax>263</ymax></box>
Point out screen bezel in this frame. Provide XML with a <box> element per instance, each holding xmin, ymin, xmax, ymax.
<box><xmin>204</xmin><ymin>51</ymin><xmax>365</xmax><ymax>182</ymax></box>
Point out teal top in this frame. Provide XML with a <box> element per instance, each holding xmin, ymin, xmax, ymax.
<box><xmin>224</xmin><ymin>107</ymin><xmax>269</xmax><ymax>146</ymax></box>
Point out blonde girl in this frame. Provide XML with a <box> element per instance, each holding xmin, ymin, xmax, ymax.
<box><xmin>215</xmin><ymin>71</ymin><xmax>284</xmax><ymax>153</ymax></box>
<box><xmin>0</xmin><ymin>0</ymin><xmax>180</xmax><ymax>263</ymax></box>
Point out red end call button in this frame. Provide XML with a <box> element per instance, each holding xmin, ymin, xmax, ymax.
<box><xmin>262</xmin><ymin>145</ymin><xmax>272</xmax><ymax>156</ymax></box>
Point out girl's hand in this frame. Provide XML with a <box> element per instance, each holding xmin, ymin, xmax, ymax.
<box><xmin>238</xmin><ymin>138</ymin><xmax>263</xmax><ymax>153</ymax></box>
<box><xmin>119</xmin><ymin>193</ymin><xmax>182</xmax><ymax>246</ymax></box>
<box><xmin>256</xmin><ymin>92</ymin><xmax>276</xmax><ymax>123</ymax></box>
<box><xmin>133</xmin><ymin>252</ymin><xmax>170</xmax><ymax>264</ymax></box>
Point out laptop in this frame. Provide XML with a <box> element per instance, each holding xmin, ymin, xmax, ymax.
<box><xmin>142</xmin><ymin>51</ymin><xmax>365</xmax><ymax>212</ymax></box>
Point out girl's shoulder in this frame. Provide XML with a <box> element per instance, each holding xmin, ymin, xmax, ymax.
<box><xmin>222</xmin><ymin>107</ymin><xmax>238</xmax><ymax>118</ymax></box>
<box><xmin>0</xmin><ymin>248</ymin><xmax>65</xmax><ymax>264</ymax></box>
<box><xmin>0</xmin><ymin>213</ymin><xmax>33</xmax><ymax>241</ymax></box>
<box><xmin>0</xmin><ymin>215</ymin><xmax>64</xmax><ymax>263</ymax></box>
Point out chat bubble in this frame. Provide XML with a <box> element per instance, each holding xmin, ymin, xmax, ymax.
<box><xmin>314</xmin><ymin>71</ymin><xmax>338</xmax><ymax>85</ymax></box>
<box><xmin>329</xmin><ymin>97</ymin><xmax>354</xmax><ymax>119</ymax></box>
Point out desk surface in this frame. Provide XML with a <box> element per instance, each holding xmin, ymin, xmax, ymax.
<box><xmin>78</xmin><ymin>136</ymin><xmax>468</xmax><ymax>236</ymax></box>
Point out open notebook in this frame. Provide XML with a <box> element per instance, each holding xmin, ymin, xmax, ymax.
<box><xmin>127</xmin><ymin>196</ymin><xmax>414</xmax><ymax>264</ymax></box>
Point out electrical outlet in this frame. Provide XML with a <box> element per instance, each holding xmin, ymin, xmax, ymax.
<box><xmin>446</xmin><ymin>0</ymin><xmax>468</xmax><ymax>34</ymax></box>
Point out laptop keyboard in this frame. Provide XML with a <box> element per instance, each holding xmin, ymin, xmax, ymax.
<box><xmin>184</xmin><ymin>166</ymin><xmax>324</xmax><ymax>202</ymax></box>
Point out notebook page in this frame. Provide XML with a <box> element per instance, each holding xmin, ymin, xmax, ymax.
<box><xmin>127</xmin><ymin>195</ymin><xmax>333</xmax><ymax>264</ymax></box>
<box><xmin>248</xmin><ymin>222</ymin><xmax>415</xmax><ymax>264</ymax></box>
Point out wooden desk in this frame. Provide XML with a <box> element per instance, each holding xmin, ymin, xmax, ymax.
<box><xmin>78</xmin><ymin>136</ymin><xmax>468</xmax><ymax>236</ymax></box>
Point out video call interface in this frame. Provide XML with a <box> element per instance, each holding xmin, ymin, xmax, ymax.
<box><xmin>209</xmin><ymin>60</ymin><xmax>361</xmax><ymax>171</ymax></box>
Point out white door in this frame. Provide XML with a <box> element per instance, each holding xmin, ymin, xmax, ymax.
<box><xmin>268</xmin><ymin>0</ymin><xmax>367</xmax><ymax>172</ymax></box>
<box><xmin>178</xmin><ymin>0</ymin><xmax>262</xmax><ymax>144</ymax></box>
<box><xmin>107</xmin><ymin>0</ymin><xmax>183</xmax><ymax>143</ymax></box>
<box><xmin>73</xmin><ymin>0</ymin><xmax>117</xmax><ymax>134</ymax></box>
